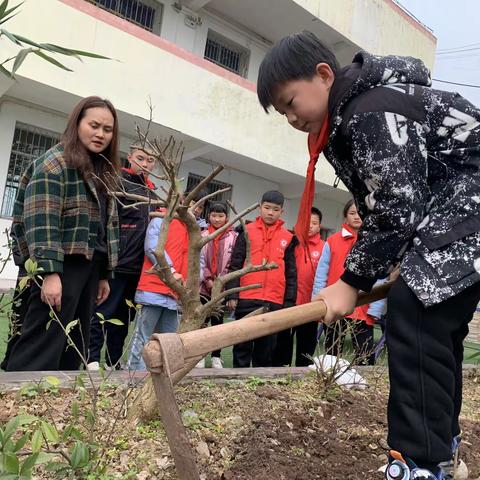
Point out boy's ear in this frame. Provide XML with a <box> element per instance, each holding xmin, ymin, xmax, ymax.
<box><xmin>315</xmin><ymin>62</ymin><xmax>335</xmax><ymax>88</ymax></box>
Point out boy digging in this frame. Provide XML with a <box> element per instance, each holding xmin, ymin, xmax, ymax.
<box><xmin>258</xmin><ymin>31</ymin><xmax>480</xmax><ymax>479</ymax></box>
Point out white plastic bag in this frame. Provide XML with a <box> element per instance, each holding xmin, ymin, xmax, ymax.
<box><xmin>307</xmin><ymin>354</ymin><xmax>367</xmax><ymax>390</ymax></box>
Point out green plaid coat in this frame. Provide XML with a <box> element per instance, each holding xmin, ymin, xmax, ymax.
<box><xmin>11</xmin><ymin>144</ymin><xmax>119</xmax><ymax>275</ymax></box>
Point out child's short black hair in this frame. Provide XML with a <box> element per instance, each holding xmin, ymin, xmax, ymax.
<box><xmin>209</xmin><ymin>201</ymin><xmax>228</xmax><ymax>215</ymax></box>
<box><xmin>261</xmin><ymin>190</ymin><xmax>284</xmax><ymax>206</ymax></box>
<box><xmin>311</xmin><ymin>206</ymin><xmax>323</xmax><ymax>223</ymax></box>
<box><xmin>257</xmin><ymin>31</ymin><xmax>340</xmax><ymax>112</ymax></box>
<box><xmin>343</xmin><ymin>199</ymin><xmax>356</xmax><ymax>218</ymax></box>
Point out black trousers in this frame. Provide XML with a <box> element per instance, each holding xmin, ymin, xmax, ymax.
<box><xmin>324</xmin><ymin>317</ymin><xmax>375</xmax><ymax>365</ymax></box>
<box><xmin>233</xmin><ymin>300</ymin><xmax>282</xmax><ymax>368</ymax></box>
<box><xmin>6</xmin><ymin>254</ymin><xmax>103</xmax><ymax>371</ymax></box>
<box><xmin>200</xmin><ymin>295</ymin><xmax>224</xmax><ymax>358</ymax></box>
<box><xmin>273</xmin><ymin>321</ymin><xmax>319</xmax><ymax>366</ymax></box>
<box><xmin>387</xmin><ymin>277</ymin><xmax>480</xmax><ymax>466</ymax></box>
<box><xmin>0</xmin><ymin>276</ymin><xmax>31</xmax><ymax>370</ymax></box>
<box><xmin>88</xmin><ymin>273</ymin><xmax>139</xmax><ymax>366</ymax></box>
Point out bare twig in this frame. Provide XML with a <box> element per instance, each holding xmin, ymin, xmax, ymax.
<box><xmin>184</xmin><ymin>165</ymin><xmax>224</xmax><ymax>205</ymax></box>
<box><xmin>191</xmin><ymin>186</ymin><xmax>231</xmax><ymax>211</ymax></box>
<box><xmin>199</xmin><ymin>203</ymin><xmax>259</xmax><ymax>247</ymax></box>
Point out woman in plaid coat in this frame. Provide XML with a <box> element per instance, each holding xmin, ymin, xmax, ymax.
<box><xmin>6</xmin><ymin>96</ymin><xmax>120</xmax><ymax>371</ymax></box>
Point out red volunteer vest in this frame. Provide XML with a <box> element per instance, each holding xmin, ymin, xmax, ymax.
<box><xmin>326</xmin><ymin>224</ymin><xmax>371</xmax><ymax>324</ymax></box>
<box><xmin>295</xmin><ymin>234</ymin><xmax>325</xmax><ymax>305</ymax></box>
<box><xmin>239</xmin><ymin>217</ymin><xmax>293</xmax><ymax>304</ymax></box>
<box><xmin>136</xmin><ymin>219</ymin><xmax>189</xmax><ymax>297</ymax></box>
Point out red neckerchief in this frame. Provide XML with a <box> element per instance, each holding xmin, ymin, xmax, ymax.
<box><xmin>294</xmin><ymin>116</ymin><xmax>330</xmax><ymax>251</ymax></box>
<box><xmin>122</xmin><ymin>167</ymin><xmax>155</xmax><ymax>190</ymax></box>
<box><xmin>208</xmin><ymin>224</ymin><xmax>229</xmax><ymax>276</ymax></box>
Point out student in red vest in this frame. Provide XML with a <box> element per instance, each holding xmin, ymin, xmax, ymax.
<box><xmin>273</xmin><ymin>207</ymin><xmax>325</xmax><ymax>366</ymax></box>
<box><xmin>226</xmin><ymin>190</ymin><xmax>297</xmax><ymax>367</ymax></box>
<box><xmin>312</xmin><ymin>199</ymin><xmax>377</xmax><ymax>365</ymax></box>
<box><xmin>127</xmin><ymin>191</ymin><xmax>205</xmax><ymax>371</ymax></box>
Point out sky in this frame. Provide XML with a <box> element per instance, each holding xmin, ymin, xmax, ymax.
<box><xmin>398</xmin><ymin>0</ymin><xmax>480</xmax><ymax>106</ymax></box>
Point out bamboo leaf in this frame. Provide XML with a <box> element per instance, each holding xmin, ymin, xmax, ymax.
<box><xmin>0</xmin><ymin>0</ymin><xmax>8</xmax><ymax>19</ymax></box>
<box><xmin>0</xmin><ymin>28</ymin><xmax>21</xmax><ymax>45</ymax></box>
<box><xmin>33</xmin><ymin>50</ymin><xmax>73</xmax><ymax>71</ymax></box>
<box><xmin>10</xmin><ymin>33</ymin><xmax>40</xmax><ymax>48</ymax></box>
<box><xmin>41</xmin><ymin>43</ymin><xmax>110</xmax><ymax>59</ymax></box>
<box><xmin>0</xmin><ymin>11</ymin><xmax>20</xmax><ymax>26</ymax></box>
<box><xmin>11</xmin><ymin>47</ymin><xmax>31</xmax><ymax>74</ymax></box>
<box><xmin>0</xmin><ymin>2</ymin><xmax>24</xmax><ymax>21</ymax></box>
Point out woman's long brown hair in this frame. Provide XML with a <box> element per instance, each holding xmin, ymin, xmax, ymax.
<box><xmin>61</xmin><ymin>96</ymin><xmax>120</xmax><ymax>189</ymax></box>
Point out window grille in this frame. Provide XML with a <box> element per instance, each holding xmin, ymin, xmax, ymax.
<box><xmin>86</xmin><ymin>0</ymin><xmax>160</xmax><ymax>32</ymax></box>
<box><xmin>204</xmin><ymin>30</ymin><xmax>249</xmax><ymax>77</ymax></box>
<box><xmin>1</xmin><ymin>123</ymin><xmax>61</xmax><ymax>218</ymax></box>
<box><xmin>186</xmin><ymin>173</ymin><xmax>232</xmax><ymax>218</ymax></box>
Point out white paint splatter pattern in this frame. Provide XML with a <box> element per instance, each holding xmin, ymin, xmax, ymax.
<box><xmin>324</xmin><ymin>51</ymin><xmax>480</xmax><ymax>306</ymax></box>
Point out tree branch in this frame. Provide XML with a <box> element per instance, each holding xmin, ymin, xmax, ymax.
<box><xmin>184</xmin><ymin>165</ymin><xmax>224</xmax><ymax>205</ymax></box>
<box><xmin>197</xmin><ymin>284</ymin><xmax>263</xmax><ymax>317</ymax></box>
<box><xmin>191</xmin><ymin>186</ymin><xmax>231</xmax><ymax>211</ymax></box>
<box><xmin>199</xmin><ymin>203</ymin><xmax>259</xmax><ymax>247</ymax></box>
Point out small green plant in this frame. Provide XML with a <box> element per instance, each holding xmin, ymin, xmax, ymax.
<box><xmin>244</xmin><ymin>376</ymin><xmax>266</xmax><ymax>390</ymax></box>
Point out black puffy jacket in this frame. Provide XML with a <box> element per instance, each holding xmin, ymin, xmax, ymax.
<box><xmin>115</xmin><ymin>168</ymin><xmax>156</xmax><ymax>275</ymax></box>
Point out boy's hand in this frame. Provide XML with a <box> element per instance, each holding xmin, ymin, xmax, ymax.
<box><xmin>312</xmin><ymin>280</ymin><xmax>358</xmax><ymax>325</ymax></box>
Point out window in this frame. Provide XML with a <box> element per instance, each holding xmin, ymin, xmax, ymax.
<box><xmin>87</xmin><ymin>0</ymin><xmax>161</xmax><ymax>33</ymax></box>
<box><xmin>204</xmin><ymin>30</ymin><xmax>249</xmax><ymax>77</ymax></box>
<box><xmin>186</xmin><ymin>173</ymin><xmax>232</xmax><ymax>218</ymax></box>
<box><xmin>1</xmin><ymin>123</ymin><xmax>61</xmax><ymax>218</ymax></box>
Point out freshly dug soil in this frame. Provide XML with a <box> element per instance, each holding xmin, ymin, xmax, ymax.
<box><xmin>0</xmin><ymin>370</ymin><xmax>479</xmax><ymax>479</ymax></box>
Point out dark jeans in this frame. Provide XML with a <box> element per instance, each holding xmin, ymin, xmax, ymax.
<box><xmin>233</xmin><ymin>300</ymin><xmax>281</xmax><ymax>368</ymax></box>
<box><xmin>6</xmin><ymin>254</ymin><xmax>104</xmax><ymax>371</ymax></box>
<box><xmin>88</xmin><ymin>273</ymin><xmax>139</xmax><ymax>367</ymax></box>
<box><xmin>200</xmin><ymin>295</ymin><xmax>224</xmax><ymax>358</ymax></box>
<box><xmin>324</xmin><ymin>317</ymin><xmax>375</xmax><ymax>365</ymax></box>
<box><xmin>273</xmin><ymin>320</ymin><xmax>319</xmax><ymax>366</ymax></box>
<box><xmin>0</xmin><ymin>275</ymin><xmax>31</xmax><ymax>370</ymax></box>
<box><xmin>387</xmin><ymin>278</ymin><xmax>480</xmax><ymax>467</ymax></box>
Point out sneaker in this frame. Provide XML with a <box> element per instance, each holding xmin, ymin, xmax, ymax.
<box><xmin>385</xmin><ymin>451</ymin><xmax>443</xmax><ymax>479</ymax></box>
<box><xmin>87</xmin><ymin>361</ymin><xmax>100</xmax><ymax>371</ymax></box>
<box><xmin>211</xmin><ymin>357</ymin><xmax>223</xmax><ymax>369</ymax></box>
<box><xmin>195</xmin><ymin>358</ymin><xmax>205</xmax><ymax>368</ymax></box>
<box><xmin>439</xmin><ymin>434</ymin><xmax>468</xmax><ymax>480</ymax></box>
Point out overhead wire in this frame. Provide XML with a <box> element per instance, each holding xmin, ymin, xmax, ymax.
<box><xmin>433</xmin><ymin>78</ymin><xmax>480</xmax><ymax>89</ymax></box>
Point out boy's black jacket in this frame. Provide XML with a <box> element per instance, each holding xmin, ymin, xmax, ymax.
<box><xmin>115</xmin><ymin>169</ymin><xmax>156</xmax><ymax>275</ymax></box>
<box><xmin>325</xmin><ymin>51</ymin><xmax>480</xmax><ymax>306</ymax></box>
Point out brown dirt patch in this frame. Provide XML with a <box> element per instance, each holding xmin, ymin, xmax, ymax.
<box><xmin>0</xmin><ymin>370</ymin><xmax>479</xmax><ymax>479</ymax></box>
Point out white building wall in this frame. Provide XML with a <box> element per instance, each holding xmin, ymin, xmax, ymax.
<box><xmin>158</xmin><ymin>1</ymin><xmax>269</xmax><ymax>83</ymax></box>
